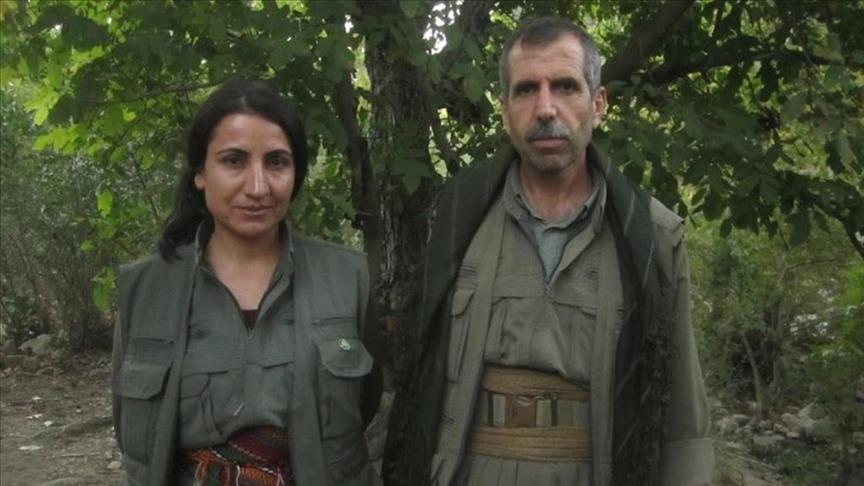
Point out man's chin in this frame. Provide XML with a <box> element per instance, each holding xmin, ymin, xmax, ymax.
<box><xmin>524</xmin><ymin>153</ymin><xmax>573</xmax><ymax>173</ymax></box>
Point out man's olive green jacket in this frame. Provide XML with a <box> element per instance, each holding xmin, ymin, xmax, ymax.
<box><xmin>382</xmin><ymin>143</ymin><xmax>714</xmax><ymax>485</ymax></box>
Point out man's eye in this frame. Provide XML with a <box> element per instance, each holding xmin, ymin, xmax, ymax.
<box><xmin>555</xmin><ymin>80</ymin><xmax>578</xmax><ymax>93</ymax></box>
<box><xmin>513</xmin><ymin>84</ymin><xmax>536</xmax><ymax>96</ymax></box>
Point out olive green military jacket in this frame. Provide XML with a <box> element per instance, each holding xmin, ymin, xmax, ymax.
<box><xmin>383</xmin><ymin>143</ymin><xmax>714</xmax><ymax>485</ymax></box>
<box><xmin>432</xmin><ymin>196</ymin><xmax>714</xmax><ymax>486</ymax></box>
<box><xmin>111</xmin><ymin>233</ymin><xmax>382</xmax><ymax>486</ymax></box>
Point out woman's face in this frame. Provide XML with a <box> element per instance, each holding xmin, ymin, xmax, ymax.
<box><xmin>194</xmin><ymin>113</ymin><xmax>295</xmax><ymax>243</ymax></box>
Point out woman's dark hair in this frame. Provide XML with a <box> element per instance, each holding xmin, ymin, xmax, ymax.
<box><xmin>157</xmin><ymin>79</ymin><xmax>308</xmax><ymax>261</ymax></box>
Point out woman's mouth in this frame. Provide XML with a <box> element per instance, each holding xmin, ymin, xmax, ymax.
<box><xmin>237</xmin><ymin>205</ymin><xmax>272</xmax><ymax>216</ymax></box>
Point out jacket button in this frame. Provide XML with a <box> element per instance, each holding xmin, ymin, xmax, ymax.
<box><xmin>338</xmin><ymin>338</ymin><xmax>352</xmax><ymax>351</ymax></box>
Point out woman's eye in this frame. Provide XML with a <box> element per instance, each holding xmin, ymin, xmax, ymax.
<box><xmin>222</xmin><ymin>154</ymin><xmax>243</xmax><ymax>166</ymax></box>
<box><xmin>268</xmin><ymin>155</ymin><xmax>293</xmax><ymax>168</ymax></box>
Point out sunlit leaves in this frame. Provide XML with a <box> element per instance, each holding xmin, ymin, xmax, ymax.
<box><xmin>3</xmin><ymin>0</ymin><xmax>863</xmax><ymax>329</ymax></box>
<box><xmin>92</xmin><ymin>267</ymin><xmax>116</xmax><ymax>311</ymax></box>
<box><xmin>399</xmin><ymin>0</ymin><xmax>425</xmax><ymax>19</ymax></box>
<box><xmin>96</xmin><ymin>189</ymin><xmax>113</xmax><ymax>218</ymax></box>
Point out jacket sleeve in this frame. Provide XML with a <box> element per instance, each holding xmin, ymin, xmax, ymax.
<box><xmin>659</xmin><ymin>225</ymin><xmax>715</xmax><ymax>485</ymax></box>
<box><xmin>111</xmin><ymin>265</ymin><xmax>131</xmax><ymax>453</ymax></box>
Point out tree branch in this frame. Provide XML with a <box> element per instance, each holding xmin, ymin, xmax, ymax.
<box><xmin>647</xmin><ymin>49</ymin><xmax>843</xmax><ymax>88</ymax></box>
<box><xmin>333</xmin><ymin>75</ymin><xmax>376</xmax><ymax>227</ymax></box>
<box><xmin>332</xmin><ymin>71</ymin><xmax>389</xmax><ymax>296</ymax></box>
<box><xmin>843</xmin><ymin>224</ymin><xmax>864</xmax><ymax>260</ymax></box>
<box><xmin>603</xmin><ymin>0</ymin><xmax>696</xmax><ymax>86</ymax></box>
<box><xmin>84</xmin><ymin>80</ymin><xmax>224</xmax><ymax>106</ymax></box>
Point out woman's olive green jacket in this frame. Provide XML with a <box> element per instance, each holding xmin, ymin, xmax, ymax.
<box><xmin>111</xmin><ymin>234</ymin><xmax>382</xmax><ymax>486</ymax></box>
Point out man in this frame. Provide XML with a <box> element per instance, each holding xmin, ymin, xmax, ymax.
<box><xmin>382</xmin><ymin>17</ymin><xmax>714</xmax><ymax>486</ymax></box>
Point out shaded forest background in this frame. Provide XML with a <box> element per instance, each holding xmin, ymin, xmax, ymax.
<box><xmin>1</xmin><ymin>0</ymin><xmax>862</xmax><ymax>483</ymax></box>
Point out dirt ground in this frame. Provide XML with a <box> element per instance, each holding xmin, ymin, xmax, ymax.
<box><xmin>0</xmin><ymin>352</ymin><xmax>121</xmax><ymax>486</ymax></box>
<box><xmin>0</xmin><ymin>351</ymin><xmax>798</xmax><ymax>486</ymax></box>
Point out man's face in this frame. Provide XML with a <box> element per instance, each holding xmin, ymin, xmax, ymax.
<box><xmin>501</xmin><ymin>34</ymin><xmax>607</xmax><ymax>174</ymax></box>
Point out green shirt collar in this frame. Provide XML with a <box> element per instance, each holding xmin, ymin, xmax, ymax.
<box><xmin>193</xmin><ymin>218</ymin><xmax>294</xmax><ymax>278</ymax></box>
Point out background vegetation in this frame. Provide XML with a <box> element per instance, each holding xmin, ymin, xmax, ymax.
<box><xmin>1</xmin><ymin>0</ymin><xmax>862</xmax><ymax>483</ymax></box>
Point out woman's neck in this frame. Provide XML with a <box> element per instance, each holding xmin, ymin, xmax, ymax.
<box><xmin>204</xmin><ymin>228</ymin><xmax>281</xmax><ymax>269</ymax></box>
<box><xmin>203</xmin><ymin>228</ymin><xmax>282</xmax><ymax>310</ymax></box>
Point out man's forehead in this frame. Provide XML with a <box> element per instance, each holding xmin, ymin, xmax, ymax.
<box><xmin>508</xmin><ymin>35</ymin><xmax>586</xmax><ymax>77</ymax></box>
<box><xmin>510</xmin><ymin>34</ymin><xmax>584</xmax><ymax>63</ymax></box>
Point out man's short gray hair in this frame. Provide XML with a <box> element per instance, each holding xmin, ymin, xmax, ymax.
<box><xmin>498</xmin><ymin>17</ymin><xmax>602</xmax><ymax>99</ymax></box>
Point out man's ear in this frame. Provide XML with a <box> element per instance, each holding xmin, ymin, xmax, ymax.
<box><xmin>591</xmin><ymin>86</ymin><xmax>608</xmax><ymax>129</ymax></box>
<box><xmin>500</xmin><ymin>97</ymin><xmax>511</xmax><ymax>135</ymax></box>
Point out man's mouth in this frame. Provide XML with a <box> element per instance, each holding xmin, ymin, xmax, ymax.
<box><xmin>529</xmin><ymin>137</ymin><xmax>566</xmax><ymax>150</ymax></box>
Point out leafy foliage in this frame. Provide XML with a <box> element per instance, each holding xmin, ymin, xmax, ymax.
<box><xmin>1</xmin><ymin>1</ymin><xmax>862</xmax><ymax>341</ymax></box>
<box><xmin>689</xmin><ymin>216</ymin><xmax>857</xmax><ymax>405</ymax></box>
<box><xmin>0</xmin><ymin>88</ymin><xmax>114</xmax><ymax>350</ymax></box>
<box><xmin>803</xmin><ymin>264</ymin><xmax>864</xmax><ymax>475</ymax></box>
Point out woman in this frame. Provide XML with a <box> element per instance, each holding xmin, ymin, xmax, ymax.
<box><xmin>111</xmin><ymin>79</ymin><xmax>381</xmax><ymax>486</ymax></box>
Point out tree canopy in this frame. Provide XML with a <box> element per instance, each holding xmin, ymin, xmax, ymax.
<box><xmin>2</xmin><ymin>0</ymin><xmax>862</xmax><ymax>317</ymax></box>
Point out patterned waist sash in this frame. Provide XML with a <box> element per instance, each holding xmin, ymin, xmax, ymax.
<box><xmin>179</xmin><ymin>426</ymin><xmax>294</xmax><ymax>486</ymax></box>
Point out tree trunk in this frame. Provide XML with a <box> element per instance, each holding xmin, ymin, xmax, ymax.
<box><xmin>356</xmin><ymin>1</ymin><xmax>437</xmax><ymax>318</ymax></box>
<box><xmin>740</xmin><ymin>330</ymin><xmax>765</xmax><ymax>420</ymax></box>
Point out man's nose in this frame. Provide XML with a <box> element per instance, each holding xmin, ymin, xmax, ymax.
<box><xmin>535</xmin><ymin>82</ymin><xmax>555</xmax><ymax>120</ymax></box>
<box><xmin>245</xmin><ymin>162</ymin><xmax>268</xmax><ymax>197</ymax></box>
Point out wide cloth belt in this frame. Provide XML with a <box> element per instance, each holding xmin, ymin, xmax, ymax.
<box><xmin>179</xmin><ymin>426</ymin><xmax>294</xmax><ymax>485</ymax></box>
<box><xmin>469</xmin><ymin>366</ymin><xmax>591</xmax><ymax>462</ymax></box>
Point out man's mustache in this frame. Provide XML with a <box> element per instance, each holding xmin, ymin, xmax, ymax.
<box><xmin>526</xmin><ymin>121</ymin><xmax>571</xmax><ymax>141</ymax></box>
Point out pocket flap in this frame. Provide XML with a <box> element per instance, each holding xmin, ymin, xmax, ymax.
<box><xmin>450</xmin><ymin>287</ymin><xmax>475</xmax><ymax>316</ymax></box>
<box><xmin>313</xmin><ymin>326</ymin><xmax>373</xmax><ymax>378</ymax></box>
<box><xmin>118</xmin><ymin>360</ymin><xmax>170</xmax><ymax>399</ymax></box>
<box><xmin>180</xmin><ymin>374</ymin><xmax>208</xmax><ymax>398</ymax></box>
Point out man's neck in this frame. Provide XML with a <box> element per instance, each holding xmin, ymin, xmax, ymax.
<box><xmin>519</xmin><ymin>158</ymin><xmax>593</xmax><ymax>223</ymax></box>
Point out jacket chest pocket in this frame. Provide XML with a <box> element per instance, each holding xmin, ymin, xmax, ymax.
<box><xmin>115</xmin><ymin>338</ymin><xmax>173</xmax><ymax>463</ymax></box>
<box><xmin>312</xmin><ymin>316</ymin><xmax>373</xmax><ymax>481</ymax></box>
<box><xmin>447</xmin><ymin>286</ymin><xmax>476</xmax><ymax>382</ymax></box>
<box><xmin>179</xmin><ymin>336</ymin><xmax>238</xmax><ymax>446</ymax></box>
<box><xmin>312</xmin><ymin>317</ymin><xmax>373</xmax><ymax>437</ymax></box>
<box><xmin>447</xmin><ymin>263</ymin><xmax>480</xmax><ymax>382</ymax></box>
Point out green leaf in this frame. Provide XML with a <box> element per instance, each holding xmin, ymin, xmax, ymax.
<box><xmin>407</xmin><ymin>43</ymin><xmax>427</xmax><ymax>68</ymax></box>
<box><xmin>102</xmin><ymin>105</ymin><xmax>125</xmax><ymax>136</ymax></box>
<box><xmin>445</xmin><ymin>25</ymin><xmax>463</xmax><ymax>50</ymax></box>
<box><xmin>759</xmin><ymin>180</ymin><xmax>779</xmax><ymax>205</ymax></box>
<box><xmin>92</xmin><ymin>267</ymin><xmax>116</xmax><ymax>312</ymax></box>
<box><xmin>463</xmin><ymin>37</ymin><xmax>483</xmax><ymax>62</ymax></box>
<box><xmin>96</xmin><ymin>189</ymin><xmax>113</xmax><ymax>217</ymax></box>
<box><xmin>463</xmin><ymin>65</ymin><xmax>485</xmax><ymax>104</ymax></box>
<box><xmin>758</xmin><ymin>62</ymin><xmax>778</xmax><ymax>102</ymax></box>
<box><xmin>268</xmin><ymin>40</ymin><xmax>299</xmax><ymax>69</ymax></box>
<box><xmin>681</xmin><ymin>106</ymin><xmax>704</xmax><ymax>139</ymax></box>
<box><xmin>33</xmin><ymin>4</ymin><xmax>76</xmax><ymax>31</ymax></box>
<box><xmin>813</xmin><ymin>211</ymin><xmax>830</xmax><ymax>233</ymax></box>
<box><xmin>399</xmin><ymin>0</ymin><xmax>423</xmax><ymax>18</ymax></box>
<box><xmin>275</xmin><ymin>0</ymin><xmax>307</xmax><ymax>13</ymax></box>
<box><xmin>60</xmin><ymin>14</ymin><xmax>110</xmax><ymax>50</ymax></box>
<box><xmin>826</xmin><ymin>140</ymin><xmax>845</xmax><ymax>175</ymax></box>
<box><xmin>824</xmin><ymin>65</ymin><xmax>845</xmax><ymax>90</ymax></box>
<box><xmin>391</xmin><ymin>156</ymin><xmax>430</xmax><ymax>194</ymax></box>
<box><xmin>33</xmin><ymin>126</ymin><xmax>75</xmax><ymax>151</ymax></box>
<box><xmin>719</xmin><ymin>217</ymin><xmax>733</xmax><ymax>237</ymax></box>
<box><xmin>780</xmin><ymin>92</ymin><xmax>807</xmax><ymax>122</ymax></box>
<box><xmin>788</xmin><ymin>211</ymin><xmax>810</xmax><ymax>246</ymax></box>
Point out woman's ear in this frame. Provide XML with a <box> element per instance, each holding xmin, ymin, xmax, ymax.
<box><xmin>194</xmin><ymin>171</ymin><xmax>205</xmax><ymax>190</ymax></box>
